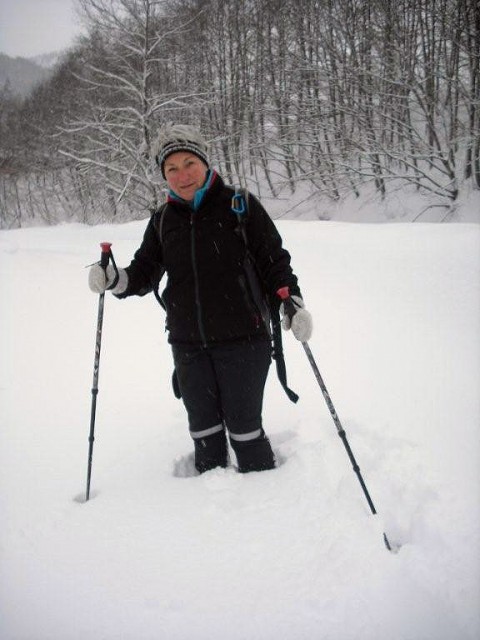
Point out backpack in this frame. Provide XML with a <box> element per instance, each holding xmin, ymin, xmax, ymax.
<box><xmin>152</xmin><ymin>189</ymin><xmax>298</xmax><ymax>403</ymax></box>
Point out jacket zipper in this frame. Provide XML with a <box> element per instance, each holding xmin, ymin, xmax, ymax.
<box><xmin>190</xmin><ymin>212</ymin><xmax>208</xmax><ymax>346</ymax></box>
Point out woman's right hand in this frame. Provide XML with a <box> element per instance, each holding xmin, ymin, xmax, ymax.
<box><xmin>88</xmin><ymin>263</ymin><xmax>128</xmax><ymax>294</ymax></box>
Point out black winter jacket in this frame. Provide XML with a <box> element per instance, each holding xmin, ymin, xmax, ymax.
<box><xmin>118</xmin><ymin>173</ymin><xmax>301</xmax><ymax>345</ymax></box>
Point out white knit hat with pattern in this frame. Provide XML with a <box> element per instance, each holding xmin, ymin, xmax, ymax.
<box><xmin>153</xmin><ymin>123</ymin><xmax>209</xmax><ymax>178</ymax></box>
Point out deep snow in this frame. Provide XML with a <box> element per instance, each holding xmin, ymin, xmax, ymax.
<box><xmin>1</xmin><ymin>219</ymin><xmax>479</xmax><ymax>640</ymax></box>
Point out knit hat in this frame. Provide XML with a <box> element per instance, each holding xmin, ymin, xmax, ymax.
<box><xmin>153</xmin><ymin>123</ymin><xmax>209</xmax><ymax>178</ymax></box>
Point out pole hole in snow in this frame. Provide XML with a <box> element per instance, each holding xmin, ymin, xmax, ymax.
<box><xmin>73</xmin><ymin>491</ymin><xmax>100</xmax><ymax>504</ymax></box>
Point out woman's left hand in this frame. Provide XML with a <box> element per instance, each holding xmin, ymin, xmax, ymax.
<box><xmin>281</xmin><ymin>296</ymin><xmax>313</xmax><ymax>342</ymax></box>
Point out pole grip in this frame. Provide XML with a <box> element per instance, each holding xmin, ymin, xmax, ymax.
<box><xmin>277</xmin><ymin>286</ymin><xmax>297</xmax><ymax>321</ymax></box>
<box><xmin>99</xmin><ymin>242</ymin><xmax>112</xmax><ymax>269</ymax></box>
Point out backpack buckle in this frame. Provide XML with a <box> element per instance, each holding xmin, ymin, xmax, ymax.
<box><xmin>231</xmin><ymin>192</ymin><xmax>246</xmax><ymax>215</ymax></box>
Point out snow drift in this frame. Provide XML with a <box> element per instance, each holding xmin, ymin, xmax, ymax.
<box><xmin>1</xmin><ymin>220</ymin><xmax>479</xmax><ymax>639</ymax></box>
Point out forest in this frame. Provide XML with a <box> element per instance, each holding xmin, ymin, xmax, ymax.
<box><xmin>0</xmin><ymin>0</ymin><xmax>478</xmax><ymax>227</ymax></box>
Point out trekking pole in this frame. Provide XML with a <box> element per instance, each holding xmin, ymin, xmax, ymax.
<box><xmin>277</xmin><ymin>287</ymin><xmax>393</xmax><ymax>552</ymax></box>
<box><xmin>85</xmin><ymin>242</ymin><xmax>114</xmax><ymax>502</ymax></box>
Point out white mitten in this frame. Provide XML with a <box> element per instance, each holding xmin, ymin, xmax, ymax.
<box><xmin>280</xmin><ymin>295</ymin><xmax>313</xmax><ymax>342</ymax></box>
<box><xmin>88</xmin><ymin>263</ymin><xmax>128</xmax><ymax>295</ymax></box>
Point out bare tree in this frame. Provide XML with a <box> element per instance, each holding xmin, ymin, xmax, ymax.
<box><xmin>1</xmin><ymin>0</ymin><xmax>478</xmax><ymax>227</ymax></box>
<box><xmin>59</xmin><ymin>0</ymin><xmax>209</xmax><ymax>220</ymax></box>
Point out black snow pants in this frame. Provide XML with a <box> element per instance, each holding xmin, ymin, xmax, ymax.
<box><xmin>172</xmin><ymin>338</ymin><xmax>275</xmax><ymax>473</ymax></box>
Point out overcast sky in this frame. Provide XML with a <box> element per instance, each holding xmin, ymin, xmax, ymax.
<box><xmin>0</xmin><ymin>0</ymin><xmax>85</xmax><ymax>58</ymax></box>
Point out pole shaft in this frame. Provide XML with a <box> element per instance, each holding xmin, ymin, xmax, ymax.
<box><xmin>276</xmin><ymin>286</ymin><xmax>393</xmax><ymax>551</ymax></box>
<box><xmin>86</xmin><ymin>292</ymin><xmax>106</xmax><ymax>500</ymax></box>
<box><xmin>302</xmin><ymin>343</ymin><xmax>343</xmax><ymax>434</ymax></box>
<box><xmin>85</xmin><ymin>243</ymin><xmax>112</xmax><ymax>502</ymax></box>
<box><xmin>303</xmin><ymin>341</ymin><xmax>392</xmax><ymax>550</ymax></box>
<box><xmin>302</xmin><ymin>342</ymin><xmax>377</xmax><ymax>514</ymax></box>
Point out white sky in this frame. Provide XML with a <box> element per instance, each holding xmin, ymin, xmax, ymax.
<box><xmin>0</xmin><ymin>0</ymin><xmax>85</xmax><ymax>58</ymax></box>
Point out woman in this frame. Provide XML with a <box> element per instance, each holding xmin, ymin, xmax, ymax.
<box><xmin>89</xmin><ymin>124</ymin><xmax>312</xmax><ymax>474</ymax></box>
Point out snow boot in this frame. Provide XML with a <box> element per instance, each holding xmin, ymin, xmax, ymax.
<box><xmin>230</xmin><ymin>433</ymin><xmax>276</xmax><ymax>473</ymax></box>
<box><xmin>194</xmin><ymin>429</ymin><xmax>228</xmax><ymax>473</ymax></box>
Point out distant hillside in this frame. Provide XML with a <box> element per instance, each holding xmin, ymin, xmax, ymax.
<box><xmin>32</xmin><ymin>51</ymin><xmax>66</xmax><ymax>69</ymax></box>
<box><xmin>0</xmin><ymin>53</ymin><xmax>52</xmax><ymax>98</ymax></box>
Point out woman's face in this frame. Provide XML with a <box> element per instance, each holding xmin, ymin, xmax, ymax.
<box><xmin>163</xmin><ymin>152</ymin><xmax>208</xmax><ymax>201</ymax></box>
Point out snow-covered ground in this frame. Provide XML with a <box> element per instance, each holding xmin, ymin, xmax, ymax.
<box><xmin>1</xmin><ymin>218</ymin><xmax>479</xmax><ymax>639</ymax></box>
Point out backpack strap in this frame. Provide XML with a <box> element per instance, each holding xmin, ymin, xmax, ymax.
<box><xmin>151</xmin><ymin>203</ymin><xmax>168</xmax><ymax>310</ymax></box>
<box><xmin>233</xmin><ymin>189</ymin><xmax>299</xmax><ymax>404</ymax></box>
<box><xmin>233</xmin><ymin>189</ymin><xmax>272</xmax><ymax>338</ymax></box>
<box><xmin>152</xmin><ymin>203</ymin><xmax>182</xmax><ymax>398</ymax></box>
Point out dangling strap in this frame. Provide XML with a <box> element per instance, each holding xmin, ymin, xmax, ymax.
<box><xmin>270</xmin><ymin>303</ymin><xmax>299</xmax><ymax>403</ymax></box>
